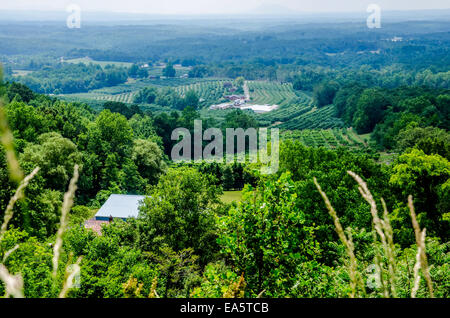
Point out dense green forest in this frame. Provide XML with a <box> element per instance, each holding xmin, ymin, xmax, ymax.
<box><xmin>0</xmin><ymin>14</ymin><xmax>449</xmax><ymax>299</ymax></box>
<box><xmin>17</xmin><ymin>63</ymin><xmax>128</xmax><ymax>94</ymax></box>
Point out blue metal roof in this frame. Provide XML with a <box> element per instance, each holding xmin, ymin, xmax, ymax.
<box><xmin>95</xmin><ymin>194</ymin><xmax>146</xmax><ymax>219</ymax></box>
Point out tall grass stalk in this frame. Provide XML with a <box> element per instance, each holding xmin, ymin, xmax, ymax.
<box><xmin>0</xmin><ymin>99</ymin><xmax>23</xmax><ymax>182</ymax></box>
<box><xmin>52</xmin><ymin>164</ymin><xmax>79</xmax><ymax>278</ymax></box>
<box><xmin>313</xmin><ymin>177</ymin><xmax>363</xmax><ymax>297</ymax></box>
<box><xmin>0</xmin><ymin>264</ymin><xmax>23</xmax><ymax>298</ymax></box>
<box><xmin>380</xmin><ymin>198</ymin><xmax>397</xmax><ymax>297</ymax></box>
<box><xmin>347</xmin><ymin>171</ymin><xmax>396</xmax><ymax>297</ymax></box>
<box><xmin>0</xmin><ymin>167</ymin><xmax>40</xmax><ymax>243</ymax></box>
<box><xmin>315</xmin><ymin>172</ymin><xmax>434</xmax><ymax>298</ymax></box>
<box><xmin>408</xmin><ymin>195</ymin><xmax>434</xmax><ymax>298</ymax></box>
<box><xmin>59</xmin><ymin>256</ymin><xmax>82</xmax><ymax>298</ymax></box>
<box><xmin>2</xmin><ymin>245</ymin><xmax>19</xmax><ymax>263</ymax></box>
<box><xmin>149</xmin><ymin>276</ymin><xmax>160</xmax><ymax>298</ymax></box>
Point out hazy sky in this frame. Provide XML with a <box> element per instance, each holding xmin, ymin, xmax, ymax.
<box><xmin>3</xmin><ymin>0</ymin><xmax>450</xmax><ymax>14</ymax></box>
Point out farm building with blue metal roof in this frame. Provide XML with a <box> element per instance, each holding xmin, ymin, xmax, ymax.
<box><xmin>94</xmin><ymin>194</ymin><xmax>146</xmax><ymax>221</ymax></box>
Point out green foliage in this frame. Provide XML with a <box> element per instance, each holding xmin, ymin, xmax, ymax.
<box><xmin>103</xmin><ymin>101</ymin><xmax>142</xmax><ymax>119</ymax></box>
<box><xmin>69</xmin><ymin>205</ymin><xmax>93</xmax><ymax>226</ymax></box>
<box><xmin>147</xmin><ymin>245</ymin><xmax>200</xmax><ymax>298</ymax></box>
<box><xmin>293</xmin><ymin>69</ymin><xmax>325</xmax><ymax>91</ymax></box>
<box><xmin>353</xmin><ymin>88</ymin><xmax>390</xmax><ymax>134</ymax></box>
<box><xmin>174</xmin><ymin>80</ymin><xmax>228</xmax><ymax>108</ymax></box>
<box><xmin>16</xmin><ymin>63</ymin><xmax>128</xmax><ymax>94</ymax></box>
<box><xmin>87</xmin><ymin>110</ymin><xmax>133</xmax><ymax>161</ymax></box>
<box><xmin>191</xmin><ymin>261</ymin><xmax>242</xmax><ymax>298</ymax></box>
<box><xmin>183</xmin><ymin>90</ymin><xmax>199</xmax><ymax>109</ymax></box>
<box><xmin>20</xmin><ymin>132</ymin><xmax>82</xmax><ymax>191</ymax></box>
<box><xmin>0</xmin><ymin>228</ymin><xmax>57</xmax><ymax>297</ymax></box>
<box><xmin>0</xmin><ymin>147</ymin><xmax>15</xmax><ymax>213</ymax></box>
<box><xmin>188</xmin><ymin>65</ymin><xmax>211</xmax><ymax>78</ymax></box>
<box><xmin>193</xmin><ymin>161</ymin><xmax>258</xmax><ymax>191</ymax></box>
<box><xmin>16</xmin><ymin>188</ymin><xmax>63</xmax><ymax>238</ymax></box>
<box><xmin>218</xmin><ymin>173</ymin><xmax>321</xmax><ymax>297</ymax></box>
<box><xmin>333</xmin><ymin>83</ymin><xmax>365</xmax><ymax>123</ymax></box>
<box><xmin>163</xmin><ymin>63</ymin><xmax>176</xmax><ymax>78</ymax></box>
<box><xmin>389</xmin><ymin>149</ymin><xmax>450</xmax><ymax>244</ymax></box>
<box><xmin>281</xmin><ymin>128</ymin><xmax>366</xmax><ymax>150</ymax></box>
<box><xmin>133</xmin><ymin>86</ymin><xmax>197</xmax><ymax>110</ymax></box>
<box><xmin>6</xmin><ymin>82</ymin><xmax>35</xmax><ymax>103</ymax></box>
<box><xmin>393</xmin><ymin>238</ymin><xmax>450</xmax><ymax>298</ymax></box>
<box><xmin>131</xmin><ymin>139</ymin><xmax>167</xmax><ymax>183</ymax></box>
<box><xmin>64</xmin><ymin>226</ymin><xmax>159</xmax><ymax>298</ymax></box>
<box><xmin>372</xmin><ymin>111</ymin><xmax>421</xmax><ymax>150</ymax></box>
<box><xmin>128</xmin><ymin>114</ymin><xmax>159</xmax><ymax>142</ymax></box>
<box><xmin>278</xmin><ymin>140</ymin><xmax>390</xmax><ymax>260</ymax></box>
<box><xmin>277</xmin><ymin>105</ymin><xmax>344</xmax><ymax>130</ymax></box>
<box><xmin>334</xmin><ymin>85</ymin><xmax>449</xmax><ymax>149</ymax></box>
<box><xmin>313</xmin><ymin>81</ymin><xmax>339</xmax><ymax>107</ymax></box>
<box><xmin>290</xmin><ymin>261</ymin><xmax>345</xmax><ymax>297</ymax></box>
<box><xmin>5</xmin><ymin>101</ymin><xmax>52</xmax><ymax>143</ymax></box>
<box><xmin>128</xmin><ymin>63</ymin><xmax>148</xmax><ymax>79</ymax></box>
<box><xmin>138</xmin><ymin>168</ymin><xmax>221</xmax><ymax>264</ymax></box>
<box><xmin>395</xmin><ymin>125</ymin><xmax>450</xmax><ymax>159</ymax></box>
<box><xmin>223</xmin><ymin>109</ymin><xmax>258</xmax><ymax>130</ymax></box>
<box><xmin>234</xmin><ymin>77</ymin><xmax>245</xmax><ymax>88</ymax></box>
<box><xmin>133</xmin><ymin>86</ymin><xmax>157</xmax><ymax>104</ymax></box>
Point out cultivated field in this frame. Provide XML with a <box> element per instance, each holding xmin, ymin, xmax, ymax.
<box><xmin>173</xmin><ymin>79</ymin><xmax>229</xmax><ymax>107</ymax></box>
<box><xmin>282</xmin><ymin>128</ymin><xmax>367</xmax><ymax>149</ymax></box>
<box><xmin>60</xmin><ymin>78</ymin><xmax>345</xmax><ymax>131</ymax></box>
<box><xmin>246</xmin><ymin>81</ymin><xmax>344</xmax><ymax>130</ymax></box>
<box><xmin>247</xmin><ymin>81</ymin><xmax>298</xmax><ymax>107</ymax></box>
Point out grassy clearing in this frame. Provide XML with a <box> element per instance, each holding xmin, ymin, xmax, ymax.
<box><xmin>12</xmin><ymin>70</ymin><xmax>33</xmax><ymax>77</ymax></box>
<box><xmin>221</xmin><ymin>191</ymin><xmax>243</xmax><ymax>204</ymax></box>
<box><xmin>378</xmin><ymin>152</ymin><xmax>399</xmax><ymax>165</ymax></box>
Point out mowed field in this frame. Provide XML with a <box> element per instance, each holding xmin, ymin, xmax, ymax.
<box><xmin>221</xmin><ymin>191</ymin><xmax>243</xmax><ymax>204</ymax></box>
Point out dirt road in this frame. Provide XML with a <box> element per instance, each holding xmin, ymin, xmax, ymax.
<box><xmin>244</xmin><ymin>81</ymin><xmax>250</xmax><ymax>101</ymax></box>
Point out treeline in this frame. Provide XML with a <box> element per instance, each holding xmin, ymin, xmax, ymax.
<box><xmin>15</xmin><ymin>63</ymin><xmax>128</xmax><ymax>94</ymax></box>
<box><xmin>133</xmin><ymin>86</ymin><xmax>199</xmax><ymax>110</ymax></box>
<box><xmin>291</xmin><ymin>66</ymin><xmax>450</xmax><ymax>93</ymax></box>
<box><xmin>2</xmin><ymin>20</ymin><xmax>449</xmax><ymax>69</ymax></box>
<box><xmin>332</xmin><ymin>85</ymin><xmax>450</xmax><ymax>150</ymax></box>
<box><xmin>189</xmin><ymin>63</ymin><xmax>278</xmax><ymax>81</ymax></box>
<box><xmin>184</xmin><ymin>63</ymin><xmax>450</xmax><ymax>96</ymax></box>
<box><xmin>128</xmin><ymin>63</ymin><xmax>177</xmax><ymax>79</ymax></box>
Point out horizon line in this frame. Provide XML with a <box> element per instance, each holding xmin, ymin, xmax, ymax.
<box><xmin>2</xmin><ymin>7</ymin><xmax>450</xmax><ymax>16</ymax></box>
